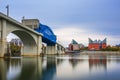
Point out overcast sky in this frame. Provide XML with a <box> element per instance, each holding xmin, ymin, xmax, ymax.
<box><xmin>0</xmin><ymin>0</ymin><xmax>120</xmax><ymax>47</ymax></box>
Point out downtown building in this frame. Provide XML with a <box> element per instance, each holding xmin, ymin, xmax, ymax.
<box><xmin>68</xmin><ymin>39</ymin><xmax>84</xmax><ymax>51</ymax></box>
<box><xmin>88</xmin><ymin>38</ymin><xmax>107</xmax><ymax>50</ymax></box>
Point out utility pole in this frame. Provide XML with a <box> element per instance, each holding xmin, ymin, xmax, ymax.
<box><xmin>6</xmin><ymin>5</ymin><xmax>9</xmax><ymax>16</ymax></box>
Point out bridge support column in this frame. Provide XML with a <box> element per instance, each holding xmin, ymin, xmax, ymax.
<box><xmin>59</xmin><ymin>46</ymin><xmax>62</xmax><ymax>54</ymax></box>
<box><xmin>0</xmin><ymin>19</ymin><xmax>7</xmax><ymax>57</ymax></box>
<box><xmin>61</xmin><ymin>47</ymin><xmax>65</xmax><ymax>54</ymax></box>
<box><xmin>46</xmin><ymin>45</ymin><xmax>57</xmax><ymax>54</ymax></box>
<box><xmin>56</xmin><ymin>44</ymin><xmax>65</xmax><ymax>55</ymax></box>
<box><xmin>56</xmin><ymin>46</ymin><xmax>60</xmax><ymax>54</ymax></box>
<box><xmin>37</xmin><ymin>36</ymin><xmax>42</xmax><ymax>55</ymax></box>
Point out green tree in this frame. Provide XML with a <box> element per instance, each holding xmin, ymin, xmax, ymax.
<box><xmin>10</xmin><ymin>43</ymin><xmax>21</xmax><ymax>56</ymax></box>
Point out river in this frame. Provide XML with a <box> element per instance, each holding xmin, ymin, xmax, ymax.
<box><xmin>0</xmin><ymin>54</ymin><xmax>120</xmax><ymax>80</ymax></box>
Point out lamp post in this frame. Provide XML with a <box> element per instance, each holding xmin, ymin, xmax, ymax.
<box><xmin>6</xmin><ymin>5</ymin><xmax>9</xmax><ymax>16</ymax></box>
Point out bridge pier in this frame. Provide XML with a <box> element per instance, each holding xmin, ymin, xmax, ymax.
<box><xmin>46</xmin><ymin>45</ymin><xmax>56</xmax><ymax>54</ymax></box>
<box><xmin>56</xmin><ymin>44</ymin><xmax>65</xmax><ymax>55</ymax></box>
<box><xmin>0</xmin><ymin>19</ymin><xmax>7</xmax><ymax>57</ymax></box>
<box><xmin>37</xmin><ymin>36</ymin><xmax>42</xmax><ymax>55</ymax></box>
<box><xmin>46</xmin><ymin>44</ymin><xmax>65</xmax><ymax>55</ymax></box>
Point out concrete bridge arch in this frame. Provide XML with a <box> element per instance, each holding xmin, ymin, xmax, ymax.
<box><xmin>0</xmin><ymin>13</ymin><xmax>42</xmax><ymax>57</ymax></box>
<box><xmin>10</xmin><ymin>30</ymin><xmax>37</xmax><ymax>56</ymax></box>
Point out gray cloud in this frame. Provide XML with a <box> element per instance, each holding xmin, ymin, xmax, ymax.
<box><xmin>1</xmin><ymin>0</ymin><xmax>120</xmax><ymax>45</ymax></box>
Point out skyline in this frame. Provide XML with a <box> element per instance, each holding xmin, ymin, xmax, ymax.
<box><xmin>0</xmin><ymin>0</ymin><xmax>120</xmax><ymax>47</ymax></box>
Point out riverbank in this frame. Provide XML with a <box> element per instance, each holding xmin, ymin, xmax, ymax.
<box><xmin>81</xmin><ymin>51</ymin><xmax>120</xmax><ymax>55</ymax></box>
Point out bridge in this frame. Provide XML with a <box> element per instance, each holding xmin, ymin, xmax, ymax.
<box><xmin>35</xmin><ymin>24</ymin><xmax>56</xmax><ymax>46</ymax></box>
<box><xmin>0</xmin><ymin>12</ymin><xmax>65</xmax><ymax>57</ymax></box>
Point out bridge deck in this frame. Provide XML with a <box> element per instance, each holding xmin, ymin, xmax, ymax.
<box><xmin>0</xmin><ymin>12</ymin><xmax>42</xmax><ymax>36</ymax></box>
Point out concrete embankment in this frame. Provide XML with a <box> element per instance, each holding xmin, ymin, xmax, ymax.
<box><xmin>81</xmin><ymin>51</ymin><xmax>120</xmax><ymax>55</ymax></box>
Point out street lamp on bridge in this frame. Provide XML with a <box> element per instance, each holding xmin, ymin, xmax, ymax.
<box><xmin>6</xmin><ymin>5</ymin><xmax>9</xmax><ymax>16</ymax></box>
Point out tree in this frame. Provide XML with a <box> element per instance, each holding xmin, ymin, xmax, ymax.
<box><xmin>10</xmin><ymin>43</ymin><xmax>21</xmax><ymax>56</ymax></box>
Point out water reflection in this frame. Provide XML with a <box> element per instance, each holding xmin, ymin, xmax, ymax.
<box><xmin>0</xmin><ymin>59</ymin><xmax>7</xmax><ymax>80</ymax></box>
<box><xmin>7</xmin><ymin>58</ymin><xmax>21</xmax><ymax>80</ymax></box>
<box><xmin>1</xmin><ymin>55</ymin><xmax>120</xmax><ymax>80</ymax></box>
<box><xmin>89</xmin><ymin>55</ymin><xmax>107</xmax><ymax>71</ymax></box>
<box><xmin>42</xmin><ymin>57</ymin><xmax>56</xmax><ymax>80</ymax></box>
<box><xmin>69</xmin><ymin>58</ymin><xmax>85</xmax><ymax>69</ymax></box>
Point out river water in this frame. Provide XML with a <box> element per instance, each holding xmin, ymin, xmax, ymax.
<box><xmin>0</xmin><ymin>54</ymin><xmax>120</xmax><ymax>80</ymax></box>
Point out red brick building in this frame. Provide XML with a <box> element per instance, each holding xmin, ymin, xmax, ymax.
<box><xmin>88</xmin><ymin>38</ymin><xmax>107</xmax><ymax>50</ymax></box>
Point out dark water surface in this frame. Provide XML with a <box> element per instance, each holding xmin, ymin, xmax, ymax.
<box><xmin>0</xmin><ymin>54</ymin><xmax>120</xmax><ymax>80</ymax></box>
